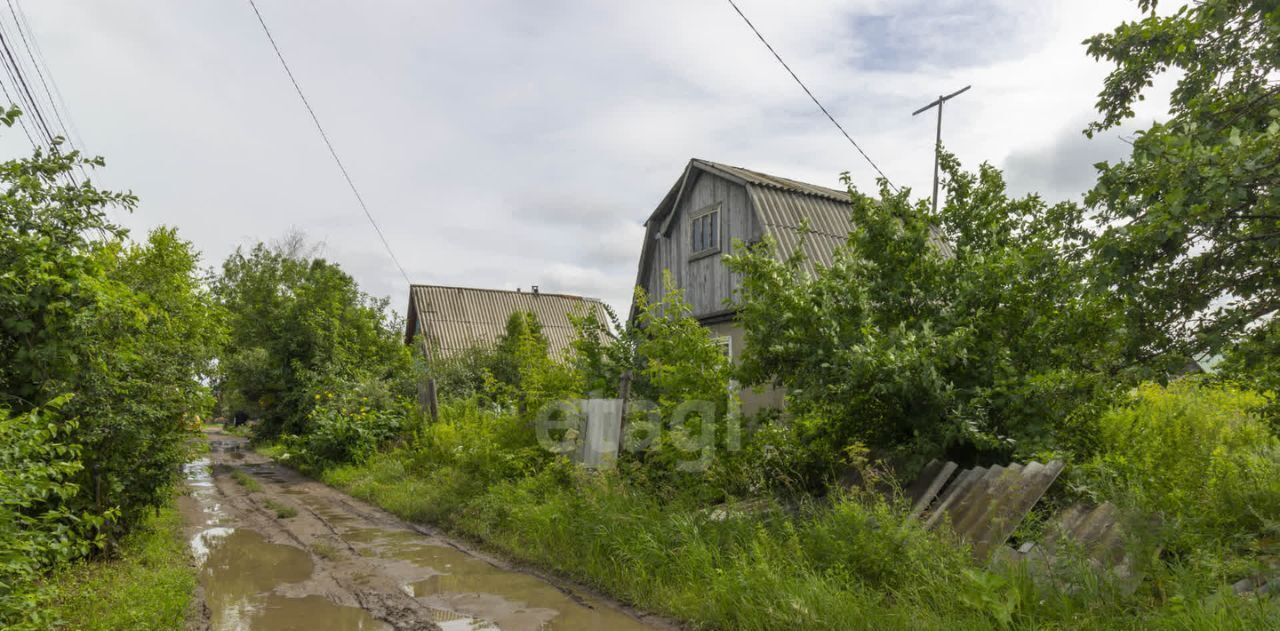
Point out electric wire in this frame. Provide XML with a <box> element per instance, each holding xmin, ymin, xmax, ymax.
<box><xmin>6</xmin><ymin>0</ymin><xmax>72</xmax><ymax>148</ymax></box>
<box><xmin>0</xmin><ymin>10</ymin><xmax>78</xmax><ymax>187</ymax></box>
<box><xmin>0</xmin><ymin>20</ymin><xmax>56</xmax><ymax>147</ymax></box>
<box><xmin>724</xmin><ymin>0</ymin><xmax>898</xmax><ymax>191</ymax></box>
<box><xmin>12</xmin><ymin>0</ymin><xmax>84</xmax><ymax>150</ymax></box>
<box><xmin>246</xmin><ymin>0</ymin><xmax>411</xmax><ymax>284</ymax></box>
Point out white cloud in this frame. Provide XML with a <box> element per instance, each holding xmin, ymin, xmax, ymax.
<box><xmin>4</xmin><ymin>0</ymin><xmax>1164</xmax><ymax>319</ymax></box>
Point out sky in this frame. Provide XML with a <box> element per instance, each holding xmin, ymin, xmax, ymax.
<box><xmin>5</xmin><ymin>0</ymin><xmax>1172</xmax><ymax>316</ymax></box>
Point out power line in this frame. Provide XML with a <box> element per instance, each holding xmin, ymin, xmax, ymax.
<box><xmin>12</xmin><ymin>0</ymin><xmax>84</xmax><ymax>150</ymax></box>
<box><xmin>245</xmin><ymin>0</ymin><xmax>411</xmax><ymax>285</ymax></box>
<box><xmin>4</xmin><ymin>0</ymin><xmax>88</xmax><ymax>185</ymax></box>
<box><xmin>0</xmin><ymin>21</ymin><xmax>55</xmax><ymax>147</ymax></box>
<box><xmin>0</xmin><ymin>9</ymin><xmax>78</xmax><ymax>187</ymax></box>
<box><xmin>724</xmin><ymin>0</ymin><xmax>897</xmax><ymax>192</ymax></box>
<box><xmin>0</xmin><ymin>19</ymin><xmax>36</xmax><ymax>147</ymax></box>
<box><xmin>6</xmin><ymin>0</ymin><xmax>72</xmax><ymax>149</ymax></box>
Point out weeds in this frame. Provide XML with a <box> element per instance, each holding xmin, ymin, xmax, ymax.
<box><xmin>311</xmin><ymin>541</ymin><xmax>342</xmax><ymax>560</ymax></box>
<box><xmin>262</xmin><ymin>498</ymin><xmax>297</xmax><ymax>519</ymax></box>
<box><xmin>41</xmin><ymin>498</ymin><xmax>196</xmax><ymax>631</ymax></box>
<box><xmin>229</xmin><ymin>468</ymin><xmax>261</xmax><ymax>492</ymax></box>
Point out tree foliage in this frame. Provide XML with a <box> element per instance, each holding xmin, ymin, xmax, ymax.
<box><xmin>726</xmin><ymin>157</ymin><xmax>1130</xmax><ymax>468</ymax></box>
<box><xmin>0</xmin><ymin>400</ymin><xmax>109</xmax><ymax>629</ymax></box>
<box><xmin>214</xmin><ymin>238</ymin><xmax>412</xmax><ymax>436</ymax></box>
<box><xmin>630</xmin><ymin>279</ymin><xmax>732</xmax><ymax>419</ymax></box>
<box><xmin>0</xmin><ymin>108</ymin><xmax>222</xmax><ymax>531</ymax></box>
<box><xmin>0</xmin><ymin>109</ymin><xmax>222</xmax><ymax>625</ymax></box>
<box><xmin>1085</xmin><ymin>0</ymin><xmax>1280</xmax><ymax>357</ymax></box>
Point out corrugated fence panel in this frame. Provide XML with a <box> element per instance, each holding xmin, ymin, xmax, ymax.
<box><xmin>915</xmin><ymin>460</ymin><xmax>1065</xmax><ymax>560</ymax></box>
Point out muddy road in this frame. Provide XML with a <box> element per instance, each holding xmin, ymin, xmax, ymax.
<box><xmin>180</xmin><ymin>428</ymin><xmax>668</xmax><ymax>631</ymax></box>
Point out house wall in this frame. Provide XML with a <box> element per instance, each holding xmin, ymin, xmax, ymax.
<box><xmin>705</xmin><ymin>320</ymin><xmax>785</xmax><ymax>417</ymax></box>
<box><xmin>640</xmin><ymin>168</ymin><xmax>783</xmax><ymax>415</ymax></box>
<box><xmin>644</xmin><ymin>171</ymin><xmax>760</xmax><ymax>319</ymax></box>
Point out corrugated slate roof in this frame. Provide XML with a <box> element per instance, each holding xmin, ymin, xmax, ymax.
<box><xmin>406</xmin><ymin>285</ymin><xmax>609</xmax><ymax>360</ymax></box>
<box><xmin>691</xmin><ymin>159</ymin><xmax>849</xmax><ymax>203</ymax></box>
<box><xmin>638</xmin><ymin>159</ymin><xmax>952</xmax><ymax>284</ymax></box>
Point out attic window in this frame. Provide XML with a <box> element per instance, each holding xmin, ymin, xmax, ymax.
<box><xmin>690</xmin><ymin>203</ymin><xmax>720</xmax><ymax>255</ymax></box>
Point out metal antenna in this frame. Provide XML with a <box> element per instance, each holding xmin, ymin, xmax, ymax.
<box><xmin>912</xmin><ymin>85</ymin><xmax>970</xmax><ymax>213</ymax></box>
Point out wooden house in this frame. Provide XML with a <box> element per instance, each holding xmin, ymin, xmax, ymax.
<box><xmin>632</xmin><ymin>158</ymin><xmax>950</xmax><ymax>414</ymax></box>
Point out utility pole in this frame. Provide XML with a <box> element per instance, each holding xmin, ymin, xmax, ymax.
<box><xmin>912</xmin><ymin>85</ymin><xmax>970</xmax><ymax>214</ymax></box>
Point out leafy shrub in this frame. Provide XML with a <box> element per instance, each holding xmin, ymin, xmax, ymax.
<box><xmin>1080</xmin><ymin>379</ymin><xmax>1280</xmax><ymax>551</ymax></box>
<box><xmin>0</xmin><ymin>401</ymin><xmax>113</xmax><ymax>629</ymax></box>
<box><xmin>410</xmin><ymin>398</ymin><xmax>549</xmax><ymax>482</ymax></box>
<box><xmin>427</xmin><ymin>344</ymin><xmax>499</xmax><ymax>402</ymax></box>
<box><xmin>1</xmin><ymin>108</ymin><xmax>220</xmax><ymax>538</ymax></box>
<box><xmin>214</xmin><ymin>238</ymin><xmax>413</xmax><ymax>437</ymax></box>
<box><xmin>281</xmin><ymin>389</ymin><xmax>411</xmax><ymax>471</ymax></box>
<box><xmin>725</xmin><ymin>157</ymin><xmax>1134</xmax><ymax>470</ymax></box>
<box><xmin>41</xmin><ymin>499</ymin><xmax>196</xmax><ymax>631</ymax></box>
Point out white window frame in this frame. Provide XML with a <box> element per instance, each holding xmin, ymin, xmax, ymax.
<box><xmin>714</xmin><ymin>335</ymin><xmax>732</xmax><ymax>360</ymax></box>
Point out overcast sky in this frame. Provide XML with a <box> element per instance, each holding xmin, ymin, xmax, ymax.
<box><xmin>5</xmin><ymin>0</ymin><xmax>1170</xmax><ymax>315</ymax></box>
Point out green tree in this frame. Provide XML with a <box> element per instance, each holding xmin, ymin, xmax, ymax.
<box><xmin>1085</xmin><ymin>0</ymin><xmax>1280</xmax><ymax>358</ymax></box>
<box><xmin>484</xmin><ymin>311</ymin><xmax>580</xmax><ymax>412</ymax></box>
<box><xmin>214</xmin><ymin>238</ymin><xmax>413</xmax><ymax>436</ymax></box>
<box><xmin>631</xmin><ymin>279</ymin><xmax>731</xmax><ymax>420</ymax></box>
<box><xmin>1218</xmin><ymin>318</ymin><xmax>1280</xmax><ymax>428</ymax></box>
<box><xmin>568</xmin><ymin>303</ymin><xmax>633</xmax><ymax>398</ymax></box>
<box><xmin>80</xmin><ymin>228</ymin><xmax>225</xmax><ymax>520</ymax></box>
<box><xmin>1</xmin><ymin>109</ymin><xmax>221</xmax><ymax>534</ymax></box>
<box><xmin>726</xmin><ymin>157</ymin><xmax>1128</xmax><ymax>469</ymax></box>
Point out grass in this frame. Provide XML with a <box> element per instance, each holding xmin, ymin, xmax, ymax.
<box><xmin>315</xmin><ymin>446</ymin><xmax>1280</xmax><ymax>631</ymax></box>
<box><xmin>256</xmin><ymin>394</ymin><xmax>1280</xmax><ymax>631</ymax></box>
<box><xmin>42</xmin><ymin>498</ymin><xmax>196</xmax><ymax>631</ymax></box>
<box><xmin>311</xmin><ymin>541</ymin><xmax>342</xmax><ymax>561</ymax></box>
<box><xmin>255</xmin><ymin>442</ymin><xmax>287</xmax><ymax>460</ymax></box>
<box><xmin>262</xmin><ymin>498</ymin><xmax>297</xmax><ymax>519</ymax></box>
<box><xmin>229</xmin><ymin>468</ymin><xmax>261</xmax><ymax>492</ymax></box>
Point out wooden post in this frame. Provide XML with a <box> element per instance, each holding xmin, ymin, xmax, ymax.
<box><xmin>911</xmin><ymin>85</ymin><xmax>971</xmax><ymax>214</ymax></box>
<box><xmin>617</xmin><ymin>370</ymin><xmax>632</xmax><ymax>447</ymax></box>
<box><xmin>426</xmin><ymin>377</ymin><xmax>439</xmax><ymax>422</ymax></box>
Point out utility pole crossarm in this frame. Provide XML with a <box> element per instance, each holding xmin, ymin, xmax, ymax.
<box><xmin>912</xmin><ymin>85</ymin><xmax>971</xmax><ymax>214</ymax></box>
<box><xmin>912</xmin><ymin>85</ymin><xmax>971</xmax><ymax>116</ymax></box>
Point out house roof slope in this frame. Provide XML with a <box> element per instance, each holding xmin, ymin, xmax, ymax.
<box><xmin>406</xmin><ymin>284</ymin><xmax>609</xmax><ymax>360</ymax></box>
<box><xmin>636</xmin><ymin>158</ymin><xmax>954</xmax><ymax>289</ymax></box>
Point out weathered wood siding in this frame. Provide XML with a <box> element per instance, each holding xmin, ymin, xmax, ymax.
<box><xmin>645</xmin><ymin>172</ymin><xmax>759</xmax><ymax>319</ymax></box>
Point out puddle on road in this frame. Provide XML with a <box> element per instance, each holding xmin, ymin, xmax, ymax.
<box><xmin>184</xmin><ymin>454</ymin><xmax>387</xmax><ymax>631</ymax></box>
<box><xmin>230</xmin><ymin>594</ymin><xmax>384</xmax><ymax>631</ymax></box>
<box><xmin>186</xmin><ymin>438</ymin><xmax>657</xmax><ymax>631</ymax></box>
<box><xmin>350</xmin><ymin>529</ymin><xmax>654</xmax><ymax>631</ymax></box>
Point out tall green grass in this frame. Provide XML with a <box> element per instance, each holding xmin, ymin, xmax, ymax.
<box><xmin>293</xmin><ymin>388</ymin><xmax>1280</xmax><ymax>630</ymax></box>
<box><xmin>41</xmin><ymin>499</ymin><xmax>196</xmax><ymax>630</ymax></box>
<box><xmin>324</xmin><ymin>448</ymin><xmax>1279</xmax><ymax>630</ymax></box>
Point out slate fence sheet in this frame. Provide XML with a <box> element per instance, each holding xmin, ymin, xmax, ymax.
<box><xmin>905</xmin><ymin>459</ymin><xmax>1160</xmax><ymax>585</ymax></box>
<box><xmin>913</xmin><ymin>459</ymin><xmax>1066</xmax><ymax>560</ymax></box>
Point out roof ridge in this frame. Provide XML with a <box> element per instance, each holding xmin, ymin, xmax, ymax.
<box><xmin>691</xmin><ymin>158</ymin><xmax>850</xmax><ymax>201</ymax></box>
<box><xmin>409</xmin><ymin>283</ymin><xmax>605</xmax><ymax>303</ymax></box>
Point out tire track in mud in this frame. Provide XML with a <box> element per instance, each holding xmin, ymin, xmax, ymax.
<box><xmin>181</xmin><ymin>428</ymin><xmax>671</xmax><ymax>631</ymax></box>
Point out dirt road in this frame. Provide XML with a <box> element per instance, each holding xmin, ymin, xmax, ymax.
<box><xmin>180</xmin><ymin>428</ymin><xmax>668</xmax><ymax>631</ymax></box>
